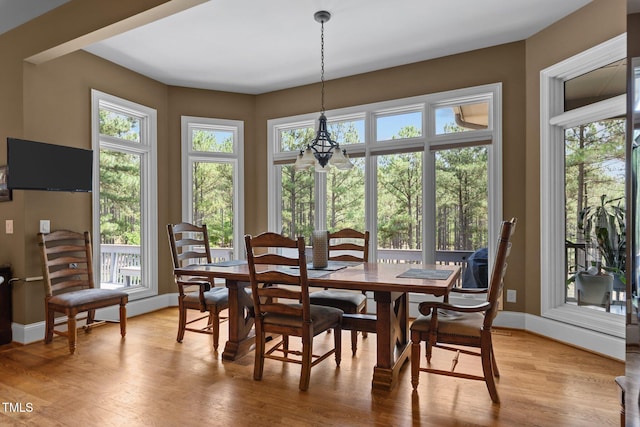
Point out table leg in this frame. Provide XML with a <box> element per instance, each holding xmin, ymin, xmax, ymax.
<box><xmin>372</xmin><ymin>291</ymin><xmax>410</xmax><ymax>391</ymax></box>
<box><xmin>222</xmin><ymin>280</ymin><xmax>255</xmax><ymax>361</ymax></box>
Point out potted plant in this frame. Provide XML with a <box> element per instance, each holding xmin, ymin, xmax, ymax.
<box><xmin>569</xmin><ymin>195</ymin><xmax>625</xmax><ymax>309</ymax></box>
<box><xmin>578</xmin><ymin>194</ymin><xmax>626</xmax><ymax>284</ymax></box>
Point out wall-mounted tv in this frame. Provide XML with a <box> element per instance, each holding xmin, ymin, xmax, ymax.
<box><xmin>7</xmin><ymin>138</ymin><xmax>93</xmax><ymax>192</ymax></box>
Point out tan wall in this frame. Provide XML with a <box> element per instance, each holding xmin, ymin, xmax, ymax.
<box><xmin>630</xmin><ymin>13</ymin><xmax>640</xmax><ymax>59</ymax></box>
<box><xmin>17</xmin><ymin>51</ymin><xmax>169</xmax><ymax>323</ymax></box>
<box><xmin>0</xmin><ymin>0</ymin><xmax>209</xmax><ymax>324</ymax></box>
<box><xmin>524</xmin><ymin>0</ymin><xmax>626</xmax><ymax>315</ymax></box>
<box><xmin>253</xmin><ymin>42</ymin><xmax>528</xmax><ymax>309</ymax></box>
<box><xmin>0</xmin><ymin>0</ymin><xmax>626</xmax><ymax>327</ymax></box>
<box><xmin>166</xmin><ymin>87</ymin><xmax>255</xmax><ymax>289</ymax></box>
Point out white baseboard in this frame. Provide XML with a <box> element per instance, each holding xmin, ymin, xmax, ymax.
<box><xmin>95</xmin><ymin>293</ymin><xmax>176</xmax><ymax>321</ymax></box>
<box><xmin>406</xmin><ymin>294</ymin><xmax>624</xmax><ymax>361</ymax></box>
<box><xmin>11</xmin><ymin>293</ymin><xmax>178</xmax><ymax>345</ymax></box>
<box><xmin>10</xmin><ymin>294</ymin><xmax>625</xmax><ymax>361</ymax></box>
<box><xmin>494</xmin><ymin>311</ymin><xmax>624</xmax><ymax>361</ymax></box>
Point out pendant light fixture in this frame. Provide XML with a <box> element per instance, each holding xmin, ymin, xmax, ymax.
<box><xmin>294</xmin><ymin>10</ymin><xmax>353</xmax><ymax>173</ymax></box>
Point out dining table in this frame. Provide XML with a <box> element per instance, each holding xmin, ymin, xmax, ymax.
<box><xmin>174</xmin><ymin>260</ymin><xmax>460</xmax><ymax>391</ymax></box>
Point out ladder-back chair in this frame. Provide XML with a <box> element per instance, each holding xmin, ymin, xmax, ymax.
<box><xmin>167</xmin><ymin>222</ymin><xmax>229</xmax><ymax>350</ymax></box>
<box><xmin>245</xmin><ymin>232</ymin><xmax>342</xmax><ymax>391</ymax></box>
<box><xmin>409</xmin><ymin>218</ymin><xmax>516</xmax><ymax>403</ymax></box>
<box><xmin>38</xmin><ymin>230</ymin><xmax>127</xmax><ymax>354</ymax></box>
<box><xmin>309</xmin><ymin>228</ymin><xmax>369</xmax><ymax>355</ymax></box>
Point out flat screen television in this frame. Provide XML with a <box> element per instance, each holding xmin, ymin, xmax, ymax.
<box><xmin>7</xmin><ymin>138</ymin><xmax>93</xmax><ymax>192</ymax></box>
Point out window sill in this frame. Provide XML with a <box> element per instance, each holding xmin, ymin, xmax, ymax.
<box><xmin>542</xmin><ymin>303</ymin><xmax>625</xmax><ymax>338</ymax></box>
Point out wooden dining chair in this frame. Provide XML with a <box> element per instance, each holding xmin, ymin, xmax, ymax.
<box><xmin>245</xmin><ymin>232</ymin><xmax>342</xmax><ymax>391</ymax></box>
<box><xmin>167</xmin><ymin>222</ymin><xmax>229</xmax><ymax>350</ymax></box>
<box><xmin>38</xmin><ymin>230</ymin><xmax>128</xmax><ymax>354</ymax></box>
<box><xmin>410</xmin><ymin>218</ymin><xmax>516</xmax><ymax>403</ymax></box>
<box><xmin>309</xmin><ymin>228</ymin><xmax>369</xmax><ymax>355</ymax></box>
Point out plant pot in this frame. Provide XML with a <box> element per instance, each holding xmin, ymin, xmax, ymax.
<box><xmin>575</xmin><ymin>272</ymin><xmax>613</xmax><ymax>311</ymax></box>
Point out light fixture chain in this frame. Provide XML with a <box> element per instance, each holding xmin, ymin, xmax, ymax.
<box><xmin>320</xmin><ymin>19</ymin><xmax>325</xmax><ymax>114</ymax></box>
<box><xmin>292</xmin><ymin>11</ymin><xmax>353</xmax><ymax>172</ymax></box>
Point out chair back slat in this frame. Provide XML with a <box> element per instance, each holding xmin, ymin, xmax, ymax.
<box><xmin>167</xmin><ymin>223</ymin><xmax>213</xmax><ymax>269</ymax></box>
<box><xmin>177</xmin><ymin>250</ymin><xmax>210</xmax><ymax>264</ymax></box>
<box><xmin>253</xmin><ymin>270</ymin><xmax>303</xmax><ymax>286</ymax></box>
<box><xmin>253</xmin><ymin>253</ymin><xmax>300</xmax><ymax>267</ymax></box>
<box><xmin>328</xmin><ymin>229</ymin><xmax>369</xmax><ymax>262</ymax></box>
<box><xmin>258</xmin><ymin>285</ymin><xmax>303</xmax><ymax>301</ymax></box>
<box><xmin>48</xmin><ymin>268</ymin><xmax>89</xmax><ymax>280</ymax></box>
<box><xmin>484</xmin><ymin>218</ymin><xmax>517</xmax><ymax>328</ymax></box>
<box><xmin>38</xmin><ymin>230</ymin><xmax>95</xmax><ymax>296</ymax></box>
<box><xmin>245</xmin><ymin>233</ymin><xmax>310</xmax><ymax>323</ymax></box>
<box><xmin>42</xmin><ymin>255</ymin><xmax>87</xmax><ymax>268</ymax></box>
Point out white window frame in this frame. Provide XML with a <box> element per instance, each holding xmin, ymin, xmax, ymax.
<box><xmin>91</xmin><ymin>90</ymin><xmax>158</xmax><ymax>299</ymax></box>
<box><xmin>181</xmin><ymin>116</ymin><xmax>245</xmax><ymax>260</ymax></box>
<box><xmin>267</xmin><ymin>83</ymin><xmax>502</xmax><ymax>286</ymax></box>
<box><xmin>540</xmin><ymin>34</ymin><xmax>626</xmax><ymax>337</ymax></box>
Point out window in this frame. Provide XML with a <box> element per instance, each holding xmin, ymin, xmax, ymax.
<box><xmin>268</xmin><ymin>84</ymin><xmax>501</xmax><ymax>284</ymax></box>
<box><xmin>434</xmin><ymin>145</ymin><xmax>489</xmax><ymax>252</ymax></box>
<box><xmin>181</xmin><ymin>116</ymin><xmax>244</xmax><ymax>260</ymax></box>
<box><xmin>540</xmin><ymin>34</ymin><xmax>626</xmax><ymax>337</ymax></box>
<box><xmin>91</xmin><ymin>90</ymin><xmax>158</xmax><ymax>299</ymax></box>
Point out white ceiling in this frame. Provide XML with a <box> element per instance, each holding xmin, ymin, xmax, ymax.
<box><xmin>0</xmin><ymin>0</ymin><xmax>604</xmax><ymax>95</ymax></box>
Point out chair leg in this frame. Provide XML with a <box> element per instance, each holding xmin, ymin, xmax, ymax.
<box><xmin>361</xmin><ymin>295</ymin><xmax>368</xmax><ymax>339</ymax></box>
<box><xmin>177</xmin><ymin>300</ymin><xmax>187</xmax><ymax>343</ymax></box>
<box><xmin>334</xmin><ymin>326</ymin><xmax>342</xmax><ymax>367</ymax></box>
<box><xmin>425</xmin><ymin>340</ymin><xmax>432</xmax><ymax>363</ymax></box>
<box><xmin>119</xmin><ymin>301</ymin><xmax>127</xmax><ymax>338</ymax></box>
<box><xmin>210</xmin><ymin>310</ymin><xmax>220</xmax><ymax>351</ymax></box>
<box><xmin>411</xmin><ymin>337</ymin><xmax>420</xmax><ymax>390</ymax></box>
<box><xmin>67</xmin><ymin>314</ymin><xmax>78</xmax><ymax>354</ymax></box>
<box><xmin>45</xmin><ymin>306</ymin><xmax>54</xmax><ymax>344</ymax></box>
<box><xmin>350</xmin><ymin>330</ymin><xmax>358</xmax><ymax>356</ymax></box>
<box><xmin>300</xmin><ymin>331</ymin><xmax>312</xmax><ymax>391</ymax></box>
<box><xmin>86</xmin><ymin>309</ymin><xmax>95</xmax><ymax>331</ymax></box>
<box><xmin>254</xmin><ymin>324</ymin><xmax>265</xmax><ymax>381</ymax></box>
<box><xmin>481</xmin><ymin>336</ymin><xmax>500</xmax><ymax>403</ymax></box>
<box><xmin>283</xmin><ymin>335</ymin><xmax>289</xmax><ymax>356</ymax></box>
<box><xmin>491</xmin><ymin>345</ymin><xmax>500</xmax><ymax>377</ymax></box>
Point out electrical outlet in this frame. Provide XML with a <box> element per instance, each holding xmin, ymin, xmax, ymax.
<box><xmin>5</xmin><ymin>220</ymin><xmax>13</xmax><ymax>234</ymax></box>
<box><xmin>39</xmin><ymin>220</ymin><xmax>50</xmax><ymax>234</ymax></box>
<box><xmin>506</xmin><ymin>289</ymin><xmax>517</xmax><ymax>303</ymax></box>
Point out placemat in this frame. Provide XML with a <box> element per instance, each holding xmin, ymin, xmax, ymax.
<box><xmin>397</xmin><ymin>268</ymin><xmax>453</xmax><ymax>280</ymax></box>
<box><xmin>208</xmin><ymin>260</ymin><xmax>247</xmax><ymax>267</ymax></box>
<box><xmin>279</xmin><ymin>267</ymin><xmax>334</xmax><ymax>279</ymax></box>
<box><xmin>291</xmin><ymin>260</ymin><xmax>353</xmax><ymax>271</ymax></box>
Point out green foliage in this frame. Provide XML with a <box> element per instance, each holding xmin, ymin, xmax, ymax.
<box><xmin>377</xmin><ymin>151</ymin><xmax>422</xmax><ymax>249</ymax></box>
<box><xmin>435</xmin><ymin>146</ymin><xmax>488</xmax><ymax>250</ymax></box>
<box><xmin>328</xmin><ymin>158</ymin><xmax>365</xmax><ymax>231</ymax></box>
<box><xmin>99</xmin><ymin>111</ymin><xmax>141</xmax><ymax>245</ymax></box>
<box><xmin>280</xmin><ymin>120</ymin><xmax>489</xmax><ymax>250</ymax></box>
<box><xmin>191</xmin><ymin>131</ymin><xmax>235</xmax><ymax>248</ymax></box>
<box><xmin>578</xmin><ymin>195</ymin><xmax>626</xmax><ymax>283</ymax></box>
<box><xmin>565</xmin><ymin>119</ymin><xmax>625</xmax><ymax>242</ymax></box>
<box><xmin>564</xmin><ymin>119</ymin><xmax>625</xmax><ymax>286</ymax></box>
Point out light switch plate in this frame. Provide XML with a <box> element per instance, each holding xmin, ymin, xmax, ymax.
<box><xmin>5</xmin><ymin>220</ymin><xmax>13</xmax><ymax>234</ymax></box>
<box><xmin>506</xmin><ymin>289</ymin><xmax>516</xmax><ymax>303</ymax></box>
<box><xmin>39</xmin><ymin>220</ymin><xmax>50</xmax><ymax>234</ymax></box>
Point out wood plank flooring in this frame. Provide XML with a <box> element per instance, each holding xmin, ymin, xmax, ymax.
<box><xmin>0</xmin><ymin>308</ymin><xmax>624</xmax><ymax>426</ymax></box>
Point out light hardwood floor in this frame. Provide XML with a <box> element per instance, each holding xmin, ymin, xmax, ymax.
<box><xmin>0</xmin><ymin>308</ymin><xmax>624</xmax><ymax>426</ymax></box>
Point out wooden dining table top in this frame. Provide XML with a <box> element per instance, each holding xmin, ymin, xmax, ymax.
<box><xmin>175</xmin><ymin>261</ymin><xmax>460</xmax><ymax>297</ymax></box>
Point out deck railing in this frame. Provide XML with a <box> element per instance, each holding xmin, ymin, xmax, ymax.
<box><xmin>100</xmin><ymin>244</ymin><xmax>232</xmax><ymax>286</ymax></box>
<box><xmin>100</xmin><ymin>244</ymin><xmax>473</xmax><ymax>288</ymax></box>
<box><xmin>376</xmin><ymin>248</ymin><xmax>473</xmax><ymax>288</ymax></box>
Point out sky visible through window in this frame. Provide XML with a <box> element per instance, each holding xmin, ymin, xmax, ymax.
<box><xmin>374</xmin><ymin>109</ymin><xmax>454</xmax><ymax>140</ymax></box>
